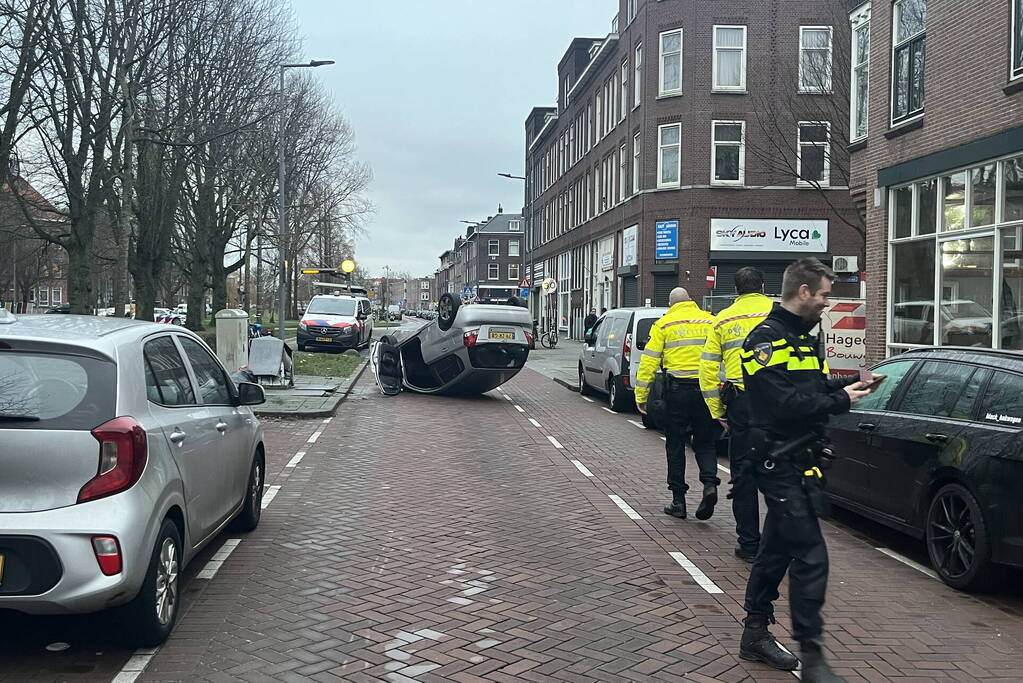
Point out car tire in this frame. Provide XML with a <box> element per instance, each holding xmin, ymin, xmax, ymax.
<box><xmin>437</xmin><ymin>293</ymin><xmax>460</xmax><ymax>331</ymax></box>
<box><xmin>172</xmin><ymin>317</ymin><xmax>182</xmax><ymax>326</ymax></box>
<box><xmin>925</xmin><ymin>483</ymin><xmax>993</xmax><ymax>591</ymax></box>
<box><xmin>578</xmin><ymin>366</ymin><xmax>595</xmax><ymax>396</ymax></box>
<box><xmin>119</xmin><ymin>519</ymin><xmax>182</xmax><ymax>647</ymax></box>
<box><xmin>231</xmin><ymin>451</ymin><xmax>264</xmax><ymax>533</ymax></box>
<box><xmin>607</xmin><ymin>375</ymin><xmax>630</xmax><ymax>412</ymax></box>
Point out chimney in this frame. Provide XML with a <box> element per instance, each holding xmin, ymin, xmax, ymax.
<box><xmin>498</xmin><ymin>204</ymin><xmax>503</xmax><ymax>213</ymax></box>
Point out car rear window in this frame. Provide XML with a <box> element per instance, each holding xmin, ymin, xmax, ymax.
<box><xmin>977</xmin><ymin>371</ymin><xmax>1023</xmax><ymax>426</ymax></box>
<box><xmin>0</xmin><ymin>351</ymin><xmax>116</xmax><ymax>430</ymax></box>
<box><xmin>635</xmin><ymin>317</ymin><xmax>656</xmax><ymax>350</ymax></box>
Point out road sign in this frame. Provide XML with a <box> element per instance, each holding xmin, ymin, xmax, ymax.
<box><xmin>655</xmin><ymin>220</ymin><xmax>679</xmax><ymax>259</ymax></box>
<box><xmin>519</xmin><ymin>288</ymin><xmax>530</xmax><ymax>298</ymax></box>
<box><xmin>519</xmin><ymin>277</ymin><xmax>530</xmax><ymax>288</ymax></box>
<box><xmin>706</xmin><ymin>266</ymin><xmax>717</xmax><ymax>289</ymax></box>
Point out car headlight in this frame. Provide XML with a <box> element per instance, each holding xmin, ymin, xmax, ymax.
<box><xmin>298</xmin><ymin>322</ymin><xmax>307</xmax><ymax>331</ymax></box>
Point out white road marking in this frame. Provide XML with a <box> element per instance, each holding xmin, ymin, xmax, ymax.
<box><xmin>322</xmin><ymin>417</ymin><xmax>333</xmax><ymax>424</ymax></box>
<box><xmin>627</xmin><ymin>419</ymin><xmax>645</xmax><ymax>429</ymax></box>
<box><xmin>504</xmin><ymin>394</ymin><xmax>512</xmax><ymax>401</ymax></box>
<box><xmin>875</xmin><ymin>547</ymin><xmax>939</xmax><ymax>579</ymax></box>
<box><xmin>717</xmin><ymin>464</ymin><xmax>731</xmax><ymax>474</ymax></box>
<box><xmin>528</xmin><ymin>418</ymin><xmax>542</xmax><ymax>428</ymax></box>
<box><xmin>261</xmin><ymin>485</ymin><xmax>281</xmax><ymax>509</ymax></box>
<box><xmin>609</xmin><ymin>494</ymin><xmax>642</xmax><ymax>520</ymax></box>
<box><xmin>112</xmin><ymin>647</ymin><xmax>160</xmax><ymax>682</ymax></box>
<box><xmin>307</xmin><ymin>430</ymin><xmax>322</xmax><ymax>444</ymax></box>
<box><xmin>669</xmin><ymin>551</ymin><xmax>724</xmax><ymax>594</ymax></box>
<box><xmin>196</xmin><ymin>538</ymin><xmax>242</xmax><ymax>580</ymax></box>
<box><xmin>546</xmin><ymin>435</ymin><xmax>564</xmax><ymax>449</ymax></box>
<box><xmin>571</xmin><ymin>460</ymin><xmax>594</xmax><ymax>477</ymax></box>
<box><xmin>514</xmin><ymin>405</ymin><xmax>525</xmax><ymax>412</ymax></box>
<box><xmin>581</xmin><ymin>396</ymin><xmax>595</xmax><ymax>402</ymax></box>
<box><xmin>286</xmin><ymin>451</ymin><xmax>306</xmax><ymax>468</ymax></box>
<box><xmin>601</xmin><ymin>407</ymin><xmax>615</xmax><ymax>414</ymax></box>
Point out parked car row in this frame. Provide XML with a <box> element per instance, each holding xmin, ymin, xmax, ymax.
<box><xmin>410</xmin><ymin>309</ymin><xmax>437</xmax><ymax>321</ymax></box>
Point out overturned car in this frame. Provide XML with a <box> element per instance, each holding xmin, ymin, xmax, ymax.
<box><xmin>372</xmin><ymin>293</ymin><xmax>532</xmax><ymax>395</ymax></box>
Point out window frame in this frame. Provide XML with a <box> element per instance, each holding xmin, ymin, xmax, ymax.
<box><xmin>849</xmin><ymin>5</ymin><xmax>871</xmax><ymax>142</ymax></box>
<box><xmin>619</xmin><ymin>143</ymin><xmax>628</xmax><ymax>199</ymax></box>
<box><xmin>634</xmin><ymin>43</ymin><xmax>643</xmax><ymax>108</ymax></box>
<box><xmin>890</xmin><ymin>0</ymin><xmax>927</xmax><ymax>125</ymax></box>
<box><xmin>1013</xmin><ymin>0</ymin><xmax>1023</xmax><ymax>81</ymax></box>
<box><xmin>796</xmin><ymin>121</ymin><xmax>831</xmax><ymax>187</ymax></box>
<box><xmin>798</xmin><ymin>26</ymin><xmax>834</xmax><ymax>94</ymax></box>
<box><xmin>488</xmin><ymin>239</ymin><xmax>500</xmax><ymax>256</ymax></box>
<box><xmin>178</xmin><ymin>336</ymin><xmax>234</xmax><ymax>406</ymax></box>
<box><xmin>632</xmin><ymin>131</ymin><xmax>641</xmax><ymax>194</ymax></box>
<box><xmin>508</xmin><ymin>239</ymin><xmax>520</xmax><ymax>257</ymax></box>
<box><xmin>712</xmin><ymin>25</ymin><xmax>747</xmax><ymax>93</ymax></box>
<box><xmin>657</xmin><ymin>123</ymin><xmax>682</xmax><ymax>188</ymax></box>
<box><xmin>508</xmin><ymin>219</ymin><xmax>521</xmax><ymax>231</ymax></box>
<box><xmin>508</xmin><ymin>263</ymin><xmax>520</xmax><ymax>281</ymax></box>
<box><xmin>620</xmin><ymin>59</ymin><xmax>629</xmax><ymax>122</ymax></box>
<box><xmin>488</xmin><ymin>263</ymin><xmax>499</xmax><ymax>280</ymax></box>
<box><xmin>711</xmin><ymin>120</ymin><xmax>746</xmax><ymax>186</ymax></box>
<box><xmin>658</xmin><ymin>29</ymin><xmax>682</xmax><ymax>96</ymax></box>
<box><xmin>143</xmin><ymin>334</ymin><xmax>198</xmax><ymax>408</ymax></box>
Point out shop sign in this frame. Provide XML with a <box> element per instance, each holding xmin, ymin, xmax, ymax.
<box><xmin>622</xmin><ymin>225</ymin><xmax>638</xmax><ymax>266</ymax></box>
<box><xmin>655</xmin><ymin>221</ymin><xmax>678</xmax><ymax>259</ymax></box>
<box><xmin>820</xmin><ymin>300</ymin><xmax>867</xmax><ymax>376</ymax></box>
<box><xmin>600</xmin><ymin>253</ymin><xmax>614</xmax><ymax>271</ymax></box>
<box><xmin>710</xmin><ymin>218</ymin><xmax>828</xmax><ymax>252</ymax></box>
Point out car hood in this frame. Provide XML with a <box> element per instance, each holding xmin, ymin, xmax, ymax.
<box><xmin>302</xmin><ymin>314</ymin><xmax>358</xmax><ymax>327</ymax></box>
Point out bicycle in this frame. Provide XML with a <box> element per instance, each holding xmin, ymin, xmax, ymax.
<box><xmin>540</xmin><ymin>327</ymin><xmax>559</xmax><ymax>349</ymax></box>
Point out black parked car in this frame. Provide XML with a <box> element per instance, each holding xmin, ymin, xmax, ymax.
<box><xmin>825</xmin><ymin>347</ymin><xmax>1023</xmax><ymax>591</ymax></box>
<box><xmin>44</xmin><ymin>303</ymin><xmax>71</xmax><ymax>314</ymax></box>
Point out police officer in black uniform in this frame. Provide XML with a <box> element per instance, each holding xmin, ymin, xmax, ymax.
<box><xmin>736</xmin><ymin>258</ymin><xmax>873</xmax><ymax>683</ymax></box>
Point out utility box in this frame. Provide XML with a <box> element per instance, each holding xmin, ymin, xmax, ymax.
<box><xmin>215</xmin><ymin>308</ymin><xmax>249</xmax><ymax>372</ymax></box>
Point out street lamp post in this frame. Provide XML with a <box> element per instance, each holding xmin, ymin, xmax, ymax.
<box><xmin>277</xmin><ymin>59</ymin><xmax>334</xmax><ymax>341</ymax></box>
<box><xmin>497</xmin><ymin>171</ymin><xmax>528</xmax><ymax>310</ymax></box>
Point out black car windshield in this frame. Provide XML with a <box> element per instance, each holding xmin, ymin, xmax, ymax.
<box><xmin>0</xmin><ymin>351</ymin><xmax>116</xmax><ymax>430</ymax></box>
<box><xmin>306</xmin><ymin>298</ymin><xmax>358</xmax><ymax>317</ymax></box>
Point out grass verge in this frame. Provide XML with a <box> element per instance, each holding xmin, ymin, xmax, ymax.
<box><xmin>293</xmin><ymin>350</ymin><xmax>363</xmax><ymax>378</ymax></box>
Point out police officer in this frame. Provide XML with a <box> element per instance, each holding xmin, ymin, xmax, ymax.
<box><xmin>636</xmin><ymin>287</ymin><xmax>721</xmax><ymax>520</ymax></box>
<box><xmin>737</xmin><ymin>258</ymin><xmax>872</xmax><ymax>683</ymax></box>
<box><xmin>699</xmin><ymin>266</ymin><xmax>773</xmax><ymax>562</ymax></box>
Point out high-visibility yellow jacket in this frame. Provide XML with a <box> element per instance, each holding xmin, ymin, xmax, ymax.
<box><xmin>635</xmin><ymin>301</ymin><xmax>715</xmax><ymax>404</ymax></box>
<box><xmin>698</xmin><ymin>293</ymin><xmax>773</xmax><ymax>418</ymax></box>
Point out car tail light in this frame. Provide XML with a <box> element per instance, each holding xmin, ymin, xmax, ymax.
<box><xmin>463</xmin><ymin>328</ymin><xmax>480</xmax><ymax>347</ymax></box>
<box><xmin>91</xmin><ymin>536</ymin><xmax>122</xmax><ymax>575</ymax></box>
<box><xmin>622</xmin><ymin>374</ymin><xmax>631</xmax><ymax>387</ymax></box>
<box><xmin>78</xmin><ymin>417</ymin><xmax>148</xmax><ymax>504</ymax></box>
<box><xmin>623</xmin><ymin>333</ymin><xmax>633</xmax><ymax>363</ymax></box>
<box><xmin>524</xmin><ymin>330</ymin><xmax>534</xmax><ymax>348</ymax></box>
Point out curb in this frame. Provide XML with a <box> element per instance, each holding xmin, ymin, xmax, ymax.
<box><xmin>254</xmin><ymin>358</ymin><xmax>370</xmax><ymax>418</ymax></box>
<box><xmin>552</xmin><ymin>376</ymin><xmax>579</xmax><ymax>392</ymax></box>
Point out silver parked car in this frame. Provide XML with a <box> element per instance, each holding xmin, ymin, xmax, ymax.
<box><xmin>372</xmin><ymin>293</ymin><xmax>532</xmax><ymax>395</ymax></box>
<box><xmin>0</xmin><ymin>314</ymin><xmax>266</xmax><ymax>646</ymax></box>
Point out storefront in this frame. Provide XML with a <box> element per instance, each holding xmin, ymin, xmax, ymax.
<box><xmin>886</xmin><ymin>153</ymin><xmax>1023</xmax><ymax>354</ymax></box>
<box><xmin>618</xmin><ymin>225</ymin><xmax>639</xmax><ymax>307</ymax></box>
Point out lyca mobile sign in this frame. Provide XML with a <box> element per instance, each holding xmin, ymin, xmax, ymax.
<box><xmin>710</xmin><ymin>218</ymin><xmax>828</xmax><ymax>252</ymax></box>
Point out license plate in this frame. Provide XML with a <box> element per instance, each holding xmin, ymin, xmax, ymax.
<box><xmin>316</xmin><ymin>337</ymin><xmax>333</xmax><ymax>342</ymax></box>
<box><xmin>489</xmin><ymin>329</ymin><xmax>514</xmax><ymax>340</ymax></box>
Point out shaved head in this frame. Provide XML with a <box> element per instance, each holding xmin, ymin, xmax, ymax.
<box><xmin>668</xmin><ymin>287</ymin><xmax>691</xmax><ymax>305</ymax></box>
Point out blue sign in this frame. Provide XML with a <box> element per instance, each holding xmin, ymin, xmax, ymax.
<box><xmin>462</xmin><ymin>286</ymin><xmax>473</xmax><ymax>296</ymax></box>
<box><xmin>519</xmin><ymin>288</ymin><xmax>530</xmax><ymax>298</ymax></box>
<box><xmin>655</xmin><ymin>220</ymin><xmax>679</xmax><ymax>259</ymax></box>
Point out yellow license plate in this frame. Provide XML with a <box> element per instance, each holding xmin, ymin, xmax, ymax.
<box><xmin>316</xmin><ymin>337</ymin><xmax>333</xmax><ymax>342</ymax></box>
<box><xmin>0</xmin><ymin>553</ymin><xmax>5</xmax><ymax>586</ymax></box>
<box><xmin>489</xmin><ymin>330</ymin><xmax>514</xmax><ymax>340</ymax></box>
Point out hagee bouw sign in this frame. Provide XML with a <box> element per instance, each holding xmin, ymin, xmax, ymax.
<box><xmin>710</xmin><ymin>218</ymin><xmax>828</xmax><ymax>252</ymax></box>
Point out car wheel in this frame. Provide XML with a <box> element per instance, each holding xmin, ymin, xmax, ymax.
<box><xmin>172</xmin><ymin>317</ymin><xmax>182</xmax><ymax>326</ymax></box>
<box><xmin>607</xmin><ymin>375</ymin><xmax>629</xmax><ymax>412</ymax></box>
<box><xmin>925</xmin><ymin>483</ymin><xmax>992</xmax><ymax>591</ymax></box>
<box><xmin>437</xmin><ymin>293</ymin><xmax>460</xmax><ymax>331</ymax></box>
<box><xmin>119</xmin><ymin>519</ymin><xmax>182</xmax><ymax>647</ymax></box>
<box><xmin>578</xmin><ymin>366</ymin><xmax>594</xmax><ymax>396</ymax></box>
<box><xmin>231</xmin><ymin>451</ymin><xmax>264</xmax><ymax>532</ymax></box>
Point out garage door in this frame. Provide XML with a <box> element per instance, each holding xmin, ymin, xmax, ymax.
<box><xmin>621</xmin><ymin>277</ymin><xmax>638</xmax><ymax>307</ymax></box>
<box><xmin>654</xmin><ymin>275</ymin><xmax>676</xmax><ymax>307</ymax></box>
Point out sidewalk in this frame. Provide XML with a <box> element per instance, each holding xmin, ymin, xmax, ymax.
<box><xmin>524</xmin><ymin>339</ymin><xmax>582</xmax><ymax>391</ymax></box>
<box><xmin>253</xmin><ymin>360</ymin><xmax>369</xmax><ymax>417</ymax></box>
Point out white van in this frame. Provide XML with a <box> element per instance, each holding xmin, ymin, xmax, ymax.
<box><xmin>578</xmin><ymin>307</ymin><xmax>668</xmax><ymax>413</ymax></box>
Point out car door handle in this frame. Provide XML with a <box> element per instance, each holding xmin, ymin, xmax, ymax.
<box><xmin>925</xmin><ymin>432</ymin><xmax>949</xmax><ymax>443</ymax></box>
<box><xmin>169</xmin><ymin>430</ymin><xmax>187</xmax><ymax>444</ymax></box>
<box><xmin>215</xmin><ymin>421</ymin><xmax>228</xmax><ymax>433</ymax></box>
<box><xmin>857</xmin><ymin>422</ymin><xmax>876</xmax><ymax>431</ymax></box>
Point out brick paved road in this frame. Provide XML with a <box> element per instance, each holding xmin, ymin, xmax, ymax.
<box><xmin>3</xmin><ymin>367</ymin><xmax>1023</xmax><ymax>682</ymax></box>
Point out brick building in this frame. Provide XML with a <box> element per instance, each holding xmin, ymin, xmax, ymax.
<box><xmin>523</xmin><ymin>0</ymin><xmax>863</xmax><ymax>339</ymax></box>
<box><xmin>435</xmin><ymin>211</ymin><xmax>526</xmax><ymax>304</ymax></box>
<box><xmin>848</xmin><ymin>0</ymin><xmax>1023</xmax><ymax>360</ymax></box>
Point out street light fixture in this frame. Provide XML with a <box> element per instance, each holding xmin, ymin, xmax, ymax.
<box><xmin>497</xmin><ymin>172</ymin><xmax>526</xmax><ymax>180</ymax></box>
<box><xmin>277</xmin><ymin>58</ymin><xmax>334</xmax><ymax>341</ymax></box>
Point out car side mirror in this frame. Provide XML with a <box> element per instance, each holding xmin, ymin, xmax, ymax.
<box><xmin>237</xmin><ymin>382</ymin><xmax>265</xmax><ymax>406</ymax></box>
<box><xmin>585</xmin><ymin>332</ymin><xmax>596</xmax><ymax>345</ymax></box>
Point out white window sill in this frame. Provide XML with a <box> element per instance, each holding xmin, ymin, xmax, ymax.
<box><xmin>711</xmin><ymin>87</ymin><xmax>747</xmax><ymax>94</ymax></box>
<box><xmin>710</xmin><ymin>180</ymin><xmax>744</xmax><ymax>187</ymax></box>
<box><xmin>656</xmin><ymin>92</ymin><xmax>683</xmax><ymax>100</ymax></box>
<box><xmin>798</xmin><ymin>88</ymin><xmax>832</xmax><ymax>95</ymax></box>
<box><xmin>656</xmin><ymin>183</ymin><xmax>681</xmax><ymax>190</ymax></box>
<box><xmin>795</xmin><ymin>181</ymin><xmax>831</xmax><ymax>188</ymax></box>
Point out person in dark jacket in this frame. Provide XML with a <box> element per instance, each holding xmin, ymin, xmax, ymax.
<box><xmin>736</xmin><ymin>258</ymin><xmax>873</xmax><ymax>683</ymax></box>
<box><xmin>583</xmin><ymin>308</ymin><xmax>598</xmax><ymax>335</ymax></box>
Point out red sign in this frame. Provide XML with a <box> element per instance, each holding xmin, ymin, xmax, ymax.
<box><xmin>519</xmin><ymin>277</ymin><xmax>530</xmax><ymax>288</ymax></box>
<box><xmin>706</xmin><ymin>266</ymin><xmax>718</xmax><ymax>289</ymax></box>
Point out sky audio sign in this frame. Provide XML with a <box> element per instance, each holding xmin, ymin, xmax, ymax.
<box><xmin>710</xmin><ymin>218</ymin><xmax>828</xmax><ymax>252</ymax></box>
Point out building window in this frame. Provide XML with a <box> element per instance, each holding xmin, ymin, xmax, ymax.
<box><xmin>51</xmin><ymin>287</ymin><xmax>62</xmax><ymax>304</ymax></box>
<box><xmin>850</xmin><ymin>6</ymin><xmax>871</xmax><ymax>141</ymax></box>
<box><xmin>509</xmin><ymin>264</ymin><xmax>520</xmax><ymax>281</ymax></box>
<box><xmin>620</xmin><ymin>143</ymin><xmax>628</xmax><ymax>199</ymax></box>
<box><xmin>563</xmin><ymin>75</ymin><xmax>571</xmax><ymax>107</ymax></box>
<box><xmin>421</xmin><ymin>281</ymin><xmax>429</xmax><ymax>289</ymax></box>
<box><xmin>509</xmin><ymin>220</ymin><xmax>521</xmax><ymax>231</ymax></box>
<box><xmin>712</xmin><ymin>26</ymin><xmax>746</xmax><ymax>92</ymax></box>
<box><xmin>797</xmin><ymin>122</ymin><xmax>830</xmax><ymax>186</ymax></box>
<box><xmin>557</xmin><ymin>251</ymin><xmax>571</xmax><ymax>330</ymax></box>
<box><xmin>488</xmin><ymin>239</ymin><xmax>500</xmax><ymax>256</ymax></box>
<box><xmin>712</xmin><ymin>121</ymin><xmax>745</xmax><ymax>185</ymax></box>
<box><xmin>488</xmin><ymin>263</ymin><xmax>499</xmax><ymax>280</ymax></box>
<box><xmin>891</xmin><ymin>0</ymin><xmax>926</xmax><ymax>123</ymax></box>
<box><xmin>595</xmin><ymin>91</ymin><xmax>602</xmax><ymax>140</ymax></box>
<box><xmin>1014</xmin><ymin>0</ymin><xmax>1023</xmax><ymax>79</ymax></box>
<box><xmin>627</xmin><ymin>0</ymin><xmax>636</xmax><ymax>24</ymax></box>
<box><xmin>620</xmin><ymin>60</ymin><xmax>628</xmax><ymax>121</ymax></box>
<box><xmin>509</xmin><ymin>239</ymin><xmax>520</xmax><ymax>257</ymax></box>
<box><xmin>586</xmin><ymin>104</ymin><xmax>593</xmax><ymax>149</ymax></box>
<box><xmin>658</xmin><ymin>29</ymin><xmax>682</xmax><ymax>95</ymax></box>
<box><xmin>657</xmin><ymin>123</ymin><xmax>681</xmax><ymax>187</ymax></box>
<box><xmin>799</xmin><ymin>26</ymin><xmax>833</xmax><ymax>93</ymax></box>
<box><xmin>420</xmin><ymin>292</ymin><xmax>429</xmax><ymax>301</ymax></box>
<box><xmin>634</xmin><ymin>43</ymin><xmax>642</xmax><ymax>107</ymax></box>
<box><xmin>632</xmin><ymin>131</ymin><xmax>641</xmax><ymax>193</ymax></box>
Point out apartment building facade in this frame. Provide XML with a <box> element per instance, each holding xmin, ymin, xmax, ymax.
<box><xmin>524</xmin><ymin>0</ymin><xmax>863</xmax><ymax>338</ymax></box>
<box><xmin>435</xmin><ymin>212</ymin><xmax>526</xmax><ymax>304</ymax></box>
<box><xmin>848</xmin><ymin>0</ymin><xmax>1023</xmax><ymax>360</ymax></box>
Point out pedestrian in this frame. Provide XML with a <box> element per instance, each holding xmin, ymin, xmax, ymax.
<box><xmin>736</xmin><ymin>258</ymin><xmax>872</xmax><ymax>682</ymax></box>
<box><xmin>699</xmin><ymin>267</ymin><xmax>773</xmax><ymax>563</ymax></box>
<box><xmin>600</xmin><ymin>307</ymin><xmax>607</xmax><ymax>315</ymax></box>
<box><xmin>583</xmin><ymin>308</ymin><xmax>598</xmax><ymax>334</ymax></box>
<box><xmin>636</xmin><ymin>287</ymin><xmax>721</xmax><ymax>520</ymax></box>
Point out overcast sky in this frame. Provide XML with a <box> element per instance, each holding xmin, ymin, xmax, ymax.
<box><xmin>290</xmin><ymin>0</ymin><xmax>615</xmax><ymax>278</ymax></box>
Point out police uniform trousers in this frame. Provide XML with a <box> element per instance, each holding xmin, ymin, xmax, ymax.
<box><xmin>726</xmin><ymin>391</ymin><xmax>761</xmax><ymax>552</ymax></box>
<box><xmin>664</xmin><ymin>377</ymin><xmax>721</xmax><ymax>493</ymax></box>
<box><xmin>743</xmin><ymin>463</ymin><xmax>829</xmax><ymax>644</ymax></box>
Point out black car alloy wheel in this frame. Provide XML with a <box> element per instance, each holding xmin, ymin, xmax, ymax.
<box><xmin>925</xmin><ymin>483</ymin><xmax>991</xmax><ymax>590</ymax></box>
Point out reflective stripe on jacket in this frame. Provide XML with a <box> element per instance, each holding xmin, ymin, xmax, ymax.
<box><xmin>635</xmin><ymin>300</ymin><xmax>715</xmax><ymax>404</ymax></box>
<box><xmin>698</xmin><ymin>293</ymin><xmax>773</xmax><ymax>419</ymax></box>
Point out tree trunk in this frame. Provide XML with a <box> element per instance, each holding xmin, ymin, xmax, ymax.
<box><xmin>111</xmin><ymin>237</ymin><xmax>129</xmax><ymax>316</ymax></box>
<box><xmin>67</xmin><ymin>234</ymin><xmax>96</xmax><ymax>314</ymax></box>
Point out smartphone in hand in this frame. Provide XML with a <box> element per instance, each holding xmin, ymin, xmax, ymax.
<box><xmin>858</xmin><ymin>370</ymin><xmax>886</xmax><ymax>392</ymax></box>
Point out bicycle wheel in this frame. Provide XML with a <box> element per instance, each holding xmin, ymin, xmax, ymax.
<box><xmin>550</xmin><ymin>332</ymin><xmax>559</xmax><ymax>348</ymax></box>
<box><xmin>541</xmin><ymin>332</ymin><xmax>554</xmax><ymax>349</ymax></box>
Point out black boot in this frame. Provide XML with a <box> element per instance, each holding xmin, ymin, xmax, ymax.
<box><xmin>738</xmin><ymin>615</ymin><xmax>799</xmax><ymax>671</ymax></box>
<box><xmin>694</xmin><ymin>484</ymin><xmax>718</xmax><ymax>520</ymax></box>
<box><xmin>734</xmin><ymin>545</ymin><xmax>758</xmax><ymax>563</ymax></box>
<box><xmin>800</xmin><ymin>641</ymin><xmax>846</xmax><ymax>683</ymax></box>
<box><xmin>663</xmin><ymin>491</ymin><xmax>686</xmax><ymax>518</ymax></box>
